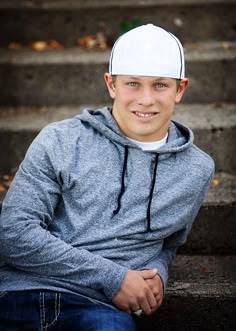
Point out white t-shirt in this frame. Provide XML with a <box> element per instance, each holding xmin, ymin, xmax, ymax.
<box><xmin>127</xmin><ymin>133</ymin><xmax>168</xmax><ymax>151</ymax></box>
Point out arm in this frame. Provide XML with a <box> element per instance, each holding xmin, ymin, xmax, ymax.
<box><xmin>0</xmin><ymin>127</ymin><xmax>128</xmax><ymax>301</ymax></box>
<box><xmin>143</xmin><ymin>170</ymin><xmax>214</xmax><ymax>287</ymax></box>
<box><xmin>140</xmin><ymin>171</ymin><xmax>214</xmax><ymax>313</ymax></box>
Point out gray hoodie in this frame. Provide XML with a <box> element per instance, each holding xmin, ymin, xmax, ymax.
<box><xmin>0</xmin><ymin>107</ymin><xmax>214</xmax><ymax>304</ymax></box>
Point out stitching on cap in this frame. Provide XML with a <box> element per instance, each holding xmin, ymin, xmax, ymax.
<box><xmin>109</xmin><ymin>35</ymin><xmax>123</xmax><ymax>74</ymax></box>
<box><xmin>168</xmin><ymin>32</ymin><xmax>183</xmax><ymax>79</ymax></box>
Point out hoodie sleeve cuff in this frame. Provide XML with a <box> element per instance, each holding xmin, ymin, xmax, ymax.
<box><xmin>141</xmin><ymin>260</ymin><xmax>169</xmax><ymax>289</ymax></box>
<box><xmin>89</xmin><ymin>259</ymin><xmax>129</xmax><ymax>301</ymax></box>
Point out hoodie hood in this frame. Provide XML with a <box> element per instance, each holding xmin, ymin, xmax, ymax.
<box><xmin>76</xmin><ymin>107</ymin><xmax>194</xmax><ymax>155</ymax></box>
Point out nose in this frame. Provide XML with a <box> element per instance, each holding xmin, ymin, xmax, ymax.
<box><xmin>137</xmin><ymin>88</ymin><xmax>156</xmax><ymax>106</ymax></box>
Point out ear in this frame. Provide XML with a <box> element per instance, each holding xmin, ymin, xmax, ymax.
<box><xmin>104</xmin><ymin>73</ymin><xmax>116</xmax><ymax>99</ymax></box>
<box><xmin>175</xmin><ymin>78</ymin><xmax>189</xmax><ymax>103</ymax></box>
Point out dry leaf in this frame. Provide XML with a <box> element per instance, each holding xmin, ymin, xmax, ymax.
<box><xmin>211</xmin><ymin>178</ymin><xmax>219</xmax><ymax>187</ymax></box>
<box><xmin>0</xmin><ymin>174</ymin><xmax>14</xmax><ymax>189</ymax></box>
<box><xmin>78</xmin><ymin>33</ymin><xmax>108</xmax><ymax>50</ymax></box>
<box><xmin>203</xmin><ymin>268</ymin><xmax>214</xmax><ymax>273</ymax></box>
<box><xmin>29</xmin><ymin>40</ymin><xmax>62</xmax><ymax>51</ymax></box>
<box><xmin>30</xmin><ymin>41</ymin><xmax>48</xmax><ymax>51</ymax></box>
<box><xmin>0</xmin><ymin>184</ymin><xmax>6</xmax><ymax>192</ymax></box>
<box><xmin>46</xmin><ymin>40</ymin><xmax>63</xmax><ymax>49</ymax></box>
<box><xmin>222</xmin><ymin>42</ymin><xmax>230</xmax><ymax>50</ymax></box>
<box><xmin>8</xmin><ymin>42</ymin><xmax>22</xmax><ymax>50</ymax></box>
<box><xmin>184</xmin><ymin>42</ymin><xmax>200</xmax><ymax>50</ymax></box>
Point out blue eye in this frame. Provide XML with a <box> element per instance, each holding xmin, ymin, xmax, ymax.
<box><xmin>128</xmin><ymin>82</ymin><xmax>137</xmax><ymax>87</ymax></box>
<box><xmin>156</xmin><ymin>83</ymin><xmax>166</xmax><ymax>88</ymax></box>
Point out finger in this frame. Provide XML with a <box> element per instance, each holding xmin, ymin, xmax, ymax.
<box><xmin>145</xmin><ymin>275</ymin><xmax>163</xmax><ymax>296</ymax></box>
<box><xmin>148</xmin><ymin>297</ymin><xmax>163</xmax><ymax>315</ymax></box>
<box><xmin>138</xmin><ymin>287</ymin><xmax>157</xmax><ymax>315</ymax></box>
<box><xmin>139</xmin><ymin>268</ymin><xmax>158</xmax><ymax>280</ymax></box>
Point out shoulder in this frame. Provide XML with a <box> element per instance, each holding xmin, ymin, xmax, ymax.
<box><xmin>191</xmin><ymin>144</ymin><xmax>214</xmax><ymax>171</ymax></box>
<box><xmin>24</xmin><ymin>116</ymin><xmax>87</xmax><ymax>166</ymax></box>
<box><xmin>42</xmin><ymin>116</ymin><xmax>83</xmax><ymax>134</ymax></box>
<box><xmin>34</xmin><ymin>116</ymin><xmax>86</xmax><ymax>146</ymax></box>
<box><xmin>182</xmin><ymin>144</ymin><xmax>215</xmax><ymax>183</ymax></box>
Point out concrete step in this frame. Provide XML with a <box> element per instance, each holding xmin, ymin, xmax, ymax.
<box><xmin>0</xmin><ymin>103</ymin><xmax>235</xmax><ymax>174</ymax></box>
<box><xmin>0</xmin><ymin>42</ymin><xmax>235</xmax><ymax>106</ymax></box>
<box><xmin>0</xmin><ymin>0</ymin><xmax>235</xmax><ymax>47</ymax></box>
<box><xmin>180</xmin><ymin>172</ymin><xmax>236</xmax><ymax>254</ymax></box>
<box><xmin>137</xmin><ymin>254</ymin><xmax>236</xmax><ymax>331</ymax></box>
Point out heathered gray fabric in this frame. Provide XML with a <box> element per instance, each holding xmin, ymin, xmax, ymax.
<box><xmin>0</xmin><ymin>107</ymin><xmax>214</xmax><ymax>304</ymax></box>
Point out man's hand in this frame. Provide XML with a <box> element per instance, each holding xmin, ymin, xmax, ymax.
<box><xmin>112</xmin><ymin>269</ymin><xmax>159</xmax><ymax>315</ymax></box>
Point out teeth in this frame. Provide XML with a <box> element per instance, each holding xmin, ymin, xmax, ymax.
<box><xmin>135</xmin><ymin>112</ymin><xmax>154</xmax><ymax>118</ymax></box>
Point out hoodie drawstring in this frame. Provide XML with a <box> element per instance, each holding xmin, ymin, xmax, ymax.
<box><xmin>113</xmin><ymin>147</ymin><xmax>159</xmax><ymax>233</ymax></box>
<box><xmin>146</xmin><ymin>154</ymin><xmax>159</xmax><ymax>232</ymax></box>
<box><xmin>113</xmin><ymin>146</ymin><xmax>129</xmax><ymax>215</ymax></box>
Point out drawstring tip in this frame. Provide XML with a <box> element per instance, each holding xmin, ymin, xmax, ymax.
<box><xmin>146</xmin><ymin>217</ymin><xmax>152</xmax><ymax>232</ymax></box>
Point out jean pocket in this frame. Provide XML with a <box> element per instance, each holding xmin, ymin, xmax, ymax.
<box><xmin>40</xmin><ymin>291</ymin><xmax>61</xmax><ymax>329</ymax></box>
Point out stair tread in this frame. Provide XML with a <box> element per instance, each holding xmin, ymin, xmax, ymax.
<box><xmin>0</xmin><ymin>0</ymin><xmax>234</xmax><ymax>10</ymax></box>
<box><xmin>141</xmin><ymin>255</ymin><xmax>236</xmax><ymax>330</ymax></box>
<box><xmin>0</xmin><ymin>42</ymin><xmax>236</xmax><ymax>65</ymax></box>
<box><xmin>205</xmin><ymin>172</ymin><xmax>236</xmax><ymax>204</ymax></box>
<box><xmin>167</xmin><ymin>254</ymin><xmax>236</xmax><ymax>297</ymax></box>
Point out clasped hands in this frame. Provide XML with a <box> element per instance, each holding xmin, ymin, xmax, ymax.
<box><xmin>112</xmin><ymin>268</ymin><xmax>163</xmax><ymax>316</ymax></box>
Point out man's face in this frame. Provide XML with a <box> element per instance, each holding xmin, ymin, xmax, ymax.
<box><xmin>104</xmin><ymin>74</ymin><xmax>188</xmax><ymax>142</ymax></box>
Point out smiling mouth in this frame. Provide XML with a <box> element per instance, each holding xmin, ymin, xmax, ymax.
<box><xmin>133</xmin><ymin>111</ymin><xmax>159</xmax><ymax>118</ymax></box>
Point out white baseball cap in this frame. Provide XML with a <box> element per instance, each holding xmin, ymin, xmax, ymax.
<box><xmin>109</xmin><ymin>24</ymin><xmax>185</xmax><ymax>79</ymax></box>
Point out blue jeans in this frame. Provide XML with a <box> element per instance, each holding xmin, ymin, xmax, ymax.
<box><xmin>0</xmin><ymin>291</ymin><xmax>137</xmax><ymax>331</ymax></box>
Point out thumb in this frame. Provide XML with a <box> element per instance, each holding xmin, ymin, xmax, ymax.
<box><xmin>139</xmin><ymin>268</ymin><xmax>158</xmax><ymax>280</ymax></box>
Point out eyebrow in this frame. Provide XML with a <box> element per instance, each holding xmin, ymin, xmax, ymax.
<box><xmin>126</xmin><ymin>76</ymin><xmax>168</xmax><ymax>82</ymax></box>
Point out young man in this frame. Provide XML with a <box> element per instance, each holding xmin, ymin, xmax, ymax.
<box><xmin>0</xmin><ymin>24</ymin><xmax>214</xmax><ymax>330</ymax></box>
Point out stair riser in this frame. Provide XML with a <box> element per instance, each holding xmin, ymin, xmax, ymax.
<box><xmin>184</xmin><ymin>59</ymin><xmax>236</xmax><ymax>103</ymax></box>
<box><xmin>0</xmin><ymin>63</ymin><xmax>109</xmax><ymax>107</ymax></box>
<box><xmin>0</xmin><ymin>131</ymin><xmax>38</xmax><ymax>174</ymax></box>
<box><xmin>180</xmin><ymin>204</ymin><xmax>236</xmax><ymax>254</ymax></box>
<box><xmin>0</xmin><ymin>58</ymin><xmax>235</xmax><ymax>106</ymax></box>
<box><xmin>0</xmin><ymin>4</ymin><xmax>236</xmax><ymax>46</ymax></box>
<box><xmin>193</xmin><ymin>126</ymin><xmax>236</xmax><ymax>174</ymax></box>
<box><xmin>137</xmin><ymin>297</ymin><xmax>236</xmax><ymax>331</ymax></box>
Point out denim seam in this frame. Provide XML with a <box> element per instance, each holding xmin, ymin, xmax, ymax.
<box><xmin>40</xmin><ymin>292</ymin><xmax>61</xmax><ymax>330</ymax></box>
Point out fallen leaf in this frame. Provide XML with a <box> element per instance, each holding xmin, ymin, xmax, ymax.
<box><xmin>203</xmin><ymin>268</ymin><xmax>214</xmax><ymax>273</ymax></box>
<box><xmin>8</xmin><ymin>42</ymin><xmax>22</xmax><ymax>50</ymax></box>
<box><xmin>0</xmin><ymin>174</ymin><xmax>14</xmax><ymax>189</ymax></box>
<box><xmin>30</xmin><ymin>41</ymin><xmax>48</xmax><ymax>51</ymax></box>
<box><xmin>46</xmin><ymin>40</ymin><xmax>63</xmax><ymax>49</ymax></box>
<box><xmin>184</xmin><ymin>42</ymin><xmax>200</xmax><ymax>50</ymax></box>
<box><xmin>29</xmin><ymin>40</ymin><xmax>62</xmax><ymax>51</ymax></box>
<box><xmin>222</xmin><ymin>42</ymin><xmax>230</xmax><ymax>50</ymax></box>
<box><xmin>78</xmin><ymin>32</ymin><xmax>108</xmax><ymax>50</ymax></box>
<box><xmin>211</xmin><ymin>178</ymin><xmax>219</xmax><ymax>187</ymax></box>
<box><xmin>0</xmin><ymin>185</ymin><xmax>6</xmax><ymax>192</ymax></box>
